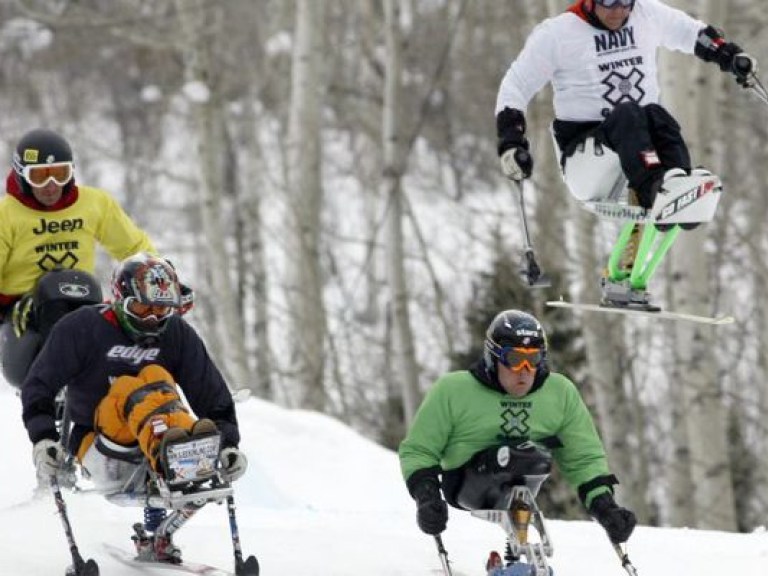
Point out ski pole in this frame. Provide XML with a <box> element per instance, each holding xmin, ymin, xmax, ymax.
<box><xmin>511</xmin><ymin>172</ymin><xmax>551</xmax><ymax>288</ymax></box>
<box><xmin>434</xmin><ymin>534</ymin><xmax>454</xmax><ymax>576</ymax></box>
<box><xmin>612</xmin><ymin>542</ymin><xmax>639</xmax><ymax>576</ymax></box>
<box><xmin>748</xmin><ymin>73</ymin><xmax>768</xmax><ymax>107</ymax></box>
<box><xmin>225</xmin><ymin>494</ymin><xmax>260</xmax><ymax>575</ymax></box>
<box><xmin>50</xmin><ymin>475</ymin><xmax>99</xmax><ymax>576</ymax></box>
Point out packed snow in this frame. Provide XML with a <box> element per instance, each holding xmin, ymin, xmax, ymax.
<box><xmin>1</xmin><ymin>381</ymin><xmax>766</xmax><ymax>575</ymax></box>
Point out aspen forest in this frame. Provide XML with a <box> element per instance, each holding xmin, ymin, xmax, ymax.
<box><xmin>2</xmin><ymin>0</ymin><xmax>767</xmax><ymax>534</ymax></box>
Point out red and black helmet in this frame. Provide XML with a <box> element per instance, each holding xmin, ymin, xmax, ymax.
<box><xmin>111</xmin><ymin>253</ymin><xmax>182</xmax><ymax>343</ymax></box>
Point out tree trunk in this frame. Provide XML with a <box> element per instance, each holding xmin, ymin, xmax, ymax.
<box><xmin>664</xmin><ymin>0</ymin><xmax>736</xmax><ymax>531</ymax></box>
<box><xmin>383</xmin><ymin>0</ymin><xmax>421</xmax><ymax>427</ymax></box>
<box><xmin>286</xmin><ymin>0</ymin><xmax>328</xmax><ymax>410</ymax></box>
<box><xmin>174</xmin><ymin>0</ymin><xmax>250</xmax><ymax>389</ymax></box>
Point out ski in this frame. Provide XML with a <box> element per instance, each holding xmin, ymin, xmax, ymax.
<box><xmin>103</xmin><ymin>543</ymin><xmax>258</xmax><ymax>576</ymax></box>
<box><xmin>547</xmin><ymin>299</ymin><xmax>734</xmax><ymax>325</ymax></box>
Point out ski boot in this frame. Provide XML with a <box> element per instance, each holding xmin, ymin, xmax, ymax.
<box><xmin>131</xmin><ymin>522</ymin><xmax>182</xmax><ymax>564</ymax></box>
<box><xmin>155</xmin><ymin>418</ymin><xmax>219</xmax><ymax>484</ymax></box>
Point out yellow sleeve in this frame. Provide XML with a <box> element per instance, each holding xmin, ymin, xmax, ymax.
<box><xmin>91</xmin><ymin>188</ymin><xmax>157</xmax><ymax>259</ymax></box>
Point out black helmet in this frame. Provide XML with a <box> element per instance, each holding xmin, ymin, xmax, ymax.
<box><xmin>12</xmin><ymin>129</ymin><xmax>75</xmax><ymax>194</ymax></box>
<box><xmin>111</xmin><ymin>253</ymin><xmax>182</xmax><ymax>344</ymax></box>
<box><xmin>483</xmin><ymin>310</ymin><xmax>547</xmax><ymax>371</ymax></box>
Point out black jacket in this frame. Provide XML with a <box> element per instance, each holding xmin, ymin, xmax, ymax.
<box><xmin>21</xmin><ymin>304</ymin><xmax>240</xmax><ymax>453</ymax></box>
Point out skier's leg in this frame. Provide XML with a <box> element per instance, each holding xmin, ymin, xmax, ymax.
<box><xmin>644</xmin><ymin>103</ymin><xmax>692</xmax><ymax>172</ymax></box>
<box><xmin>93</xmin><ymin>364</ymin><xmax>198</xmax><ymax>474</ymax></box>
<box><xmin>597</xmin><ymin>101</ymin><xmax>666</xmax><ymax>209</ymax></box>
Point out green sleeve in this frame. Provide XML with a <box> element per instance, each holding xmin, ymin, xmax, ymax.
<box><xmin>398</xmin><ymin>376</ymin><xmax>454</xmax><ymax>483</ymax></box>
<box><xmin>552</xmin><ymin>377</ymin><xmax>613</xmax><ymax>507</ymax></box>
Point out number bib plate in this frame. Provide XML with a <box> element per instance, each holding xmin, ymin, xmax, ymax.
<box><xmin>164</xmin><ymin>434</ymin><xmax>221</xmax><ymax>485</ymax></box>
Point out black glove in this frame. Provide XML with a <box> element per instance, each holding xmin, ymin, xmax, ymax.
<box><xmin>11</xmin><ymin>293</ymin><xmax>35</xmax><ymax>338</ymax></box>
<box><xmin>496</xmin><ymin>108</ymin><xmax>533</xmax><ymax>179</ymax></box>
<box><xmin>589</xmin><ymin>493</ymin><xmax>636</xmax><ymax>544</ymax></box>
<box><xmin>732</xmin><ymin>53</ymin><xmax>758</xmax><ymax>88</ymax></box>
<box><xmin>694</xmin><ymin>26</ymin><xmax>757</xmax><ymax>87</ymax></box>
<box><xmin>412</xmin><ymin>479</ymin><xmax>448</xmax><ymax>535</ymax></box>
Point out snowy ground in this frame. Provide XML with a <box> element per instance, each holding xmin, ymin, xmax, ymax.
<box><xmin>1</xmin><ymin>381</ymin><xmax>767</xmax><ymax>575</ymax></box>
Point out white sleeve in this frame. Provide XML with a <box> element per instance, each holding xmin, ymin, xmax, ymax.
<box><xmin>643</xmin><ymin>0</ymin><xmax>705</xmax><ymax>54</ymax></box>
<box><xmin>495</xmin><ymin>21</ymin><xmax>557</xmax><ymax>114</ymax></box>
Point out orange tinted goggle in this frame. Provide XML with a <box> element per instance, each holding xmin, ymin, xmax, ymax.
<box><xmin>23</xmin><ymin>162</ymin><xmax>74</xmax><ymax>187</ymax></box>
<box><xmin>125</xmin><ymin>297</ymin><xmax>176</xmax><ymax>321</ymax></box>
<box><xmin>499</xmin><ymin>347</ymin><xmax>543</xmax><ymax>372</ymax></box>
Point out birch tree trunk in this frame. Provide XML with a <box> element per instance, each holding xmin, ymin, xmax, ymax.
<box><xmin>570</xmin><ymin>206</ymin><xmax>648</xmax><ymax>518</ymax></box>
<box><xmin>286</xmin><ymin>0</ymin><xmax>328</xmax><ymax>410</ymax></box>
<box><xmin>237</xmin><ymin>102</ymin><xmax>273</xmax><ymax>399</ymax></box>
<box><xmin>175</xmin><ymin>0</ymin><xmax>250</xmax><ymax>389</ymax></box>
<box><xmin>383</xmin><ymin>0</ymin><xmax>421</xmax><ymax>426</ymax></box>
<box><xmin>664</xmin><ymin>0</ymin><xmax>736</xmax><ymax>530</ymax></box>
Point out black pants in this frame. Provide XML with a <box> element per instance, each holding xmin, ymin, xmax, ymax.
<box><xmin>554</xmin><ymin>102</ymin><xmax>691</xmax><ymax>208</ymax></box>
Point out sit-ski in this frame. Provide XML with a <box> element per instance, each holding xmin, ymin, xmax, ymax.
<box><xmin>49</xmin><ymin>427</ymin><xmax>259</xmax><ymax>576</ymax></box>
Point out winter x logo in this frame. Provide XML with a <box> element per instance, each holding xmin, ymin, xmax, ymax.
<box><xmin>601</xmin><ymin>68</ymin><xmax>646</xmax><ymax>106</ymax></box>
<box><xmin>501</xmin><ymin>406</ymin><xmax>530</xmax><ymax>437</ymax></box>
<box><xmin>37</xmin><ymin>252</ymin><xmax>78</xmax><ymax>271</ymax></box>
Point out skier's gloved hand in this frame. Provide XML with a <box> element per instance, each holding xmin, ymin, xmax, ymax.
<box><xmin>588</xmin><ymin>493</ymin><xmax>637</xmax><ymax>544</ymax></box>
<box><xmin>12</xmin><ymin>293</ymin><xmax>34</xmax><ymax>338</ymax></box>
<box><xmin>732</xmin><ymin>53</ymin><xmax>758</xmax><ymax>88</ymax></box>
<box><xmin>412</xmin><ymin>479</ymin><xmax>448</xmax><ymax>535</ymax></box>
<box><xmin>500</xmin><ymin>148</ymin><xmax>533</xmax><ymax>181</ymax></box>
<box><xmin>497</xmin><ymin>107</ymin><xmax>533</xmax><ymax>181</ymax></box>
<box><xmin>220</xmin><ymin>447</ymin><xmax>248</xmax><ymax>481</ymax></box>
<box><xmin>32</xmin><ymin>439</ymin><xmax>65</xmax><ymax>477</ymax></box>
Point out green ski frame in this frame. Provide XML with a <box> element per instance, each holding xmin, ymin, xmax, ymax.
<box><xmin>606</xmin><ymin>222</ymin><xmax>681</xmax><ymax>290</ymax></box>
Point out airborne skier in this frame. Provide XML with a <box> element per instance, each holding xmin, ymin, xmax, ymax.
<box><xmin>21</xmin><ymin>253</ymin><xmax>255</xmax><ymax>575</ymax></box>
<box><xmin>399</xmin><ymin>310</ymin><xmax>635</xmax><ymax>574</ymax></box>
<box><xmin>495</xmin><ymin>0</ymin><xmax>758</xmax><ymax>310</ymax></box>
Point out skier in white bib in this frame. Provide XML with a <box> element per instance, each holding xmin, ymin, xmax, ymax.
<box><xmin>496</xmin><ymin>0</ymin><xmax>757</xmax><ymax>309</ymax></box>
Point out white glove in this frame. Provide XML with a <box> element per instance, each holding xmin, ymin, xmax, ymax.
<box><xmin>499</xmin><ymin>147</ymin><xmax>533</xmax><ymax>181</ymax></box>
<box><xmin>220</xmin><ymin>447</ymin><xmax>248</xmax><ymax>482</ymax></box>
<box><xmin>32</xmin><ymin>439</ymin><xmax>65</xmax><ymax>477</ymax></box>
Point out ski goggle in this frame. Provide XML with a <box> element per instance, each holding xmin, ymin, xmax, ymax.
<box><xmin>124</xmin><ymin>296</ymin><xmax>177</xmax><ymax>323</ymax></box>
<box><xmin>22</xmin><ymin>162</ymin><xmax>74</xmax><ymax>187</ymax></box>
<box><xmin>498</xmin><ymin>347</ymin><xmax>543</xmax><ymax>372</ymax></box>
<box><xmin>594</xmin><ymin>0</ymin><xmax>634</xmax><ymax>8</ymax></box>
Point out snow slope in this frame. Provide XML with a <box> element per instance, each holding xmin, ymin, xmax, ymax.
<box><xmin>1</xmin><ymin>382</ymin><xmax>767</xmax><ymax>575</ymax></box>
